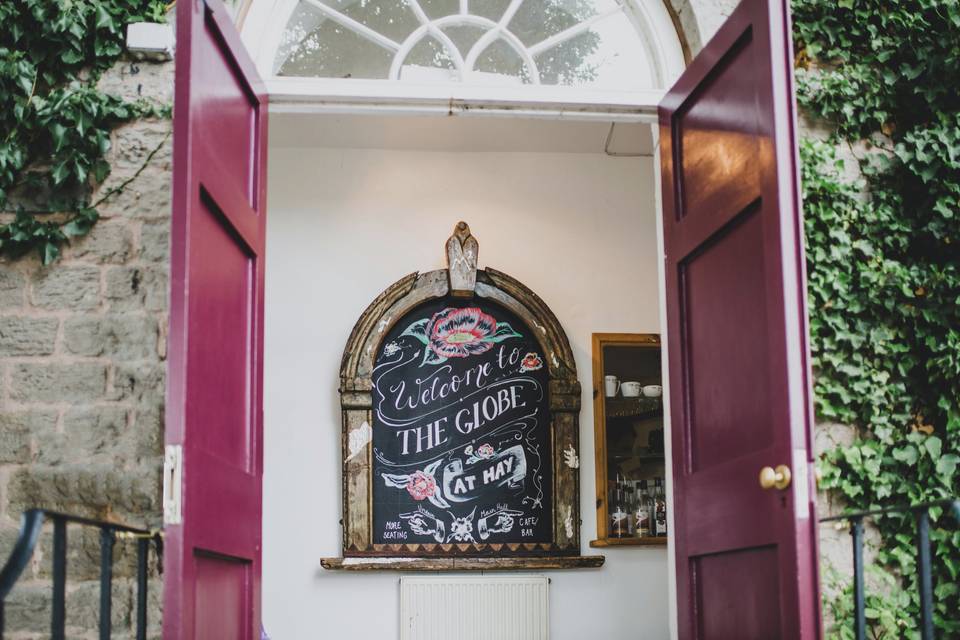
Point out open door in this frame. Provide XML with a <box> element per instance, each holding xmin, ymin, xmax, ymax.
<box><xmin>165</xmin><ymin>0</ymin><xmax>268</xmax><ymax>638</ymax></box>
<box><xmin>659</xmin><ymin>0</ymin><xmax>821</xmax><ymax>637</ymax></box>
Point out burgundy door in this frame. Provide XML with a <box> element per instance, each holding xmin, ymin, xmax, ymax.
<box><xmin>659</xmin><ymin>0</ymin><xmax>820</xmax><ymax>637</ymax></box>
<box><xmin>165</xmin><ymin>0</ymin><xmax>267</xmax><ymax>638</ymax></box>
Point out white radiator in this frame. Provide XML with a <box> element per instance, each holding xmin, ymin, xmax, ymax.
<box><xmin>399</xmin><ymin>575</ymin><xmax>549</xmax><ymax>640</ymax></box>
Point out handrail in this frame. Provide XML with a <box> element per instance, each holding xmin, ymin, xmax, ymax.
<box><xmin>0</xmin><ymin>509</ymin><xmax>162</xmax><ymax>640</ymax></box>
<box><xmin>820</xmin><ymin>498</ymin><xmax>960</xmax><ymax>640</ymax></box>
<box><xmin>0</xmin><ymin>510</ymin><xmax>45</xmax><ymax>600</ymax></box>
<box><xmin>819</xmin><ymin>498</ymin><xmax>960</xmax><ymax>522</ymax></box>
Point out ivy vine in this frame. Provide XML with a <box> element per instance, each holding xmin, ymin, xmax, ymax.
<box><xmin>793</xmin><ymin>0</ymin><xmax>960</xmax><ymax>636</ymax></box>
<box><xmin>0</xmin><ymin>0</ymin><xmax>169</xmax><ymax>264</ymax></box>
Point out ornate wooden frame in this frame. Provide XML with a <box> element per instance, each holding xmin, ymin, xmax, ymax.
<box><xmin>323</xmin><ymin>223</ymin><xmax>602</xmax><ymax>570</ymax></box>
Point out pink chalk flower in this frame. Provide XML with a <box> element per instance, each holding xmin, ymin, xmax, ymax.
<box><xmin>406</xmin><ymin>470</ymin><xmax>437</xmax><ymax>501</ymax></box>
<box><xmin>402</xmin><ymin>307</ymin><xmax>522</xmax><ymax>366</ymax></box>
<box><xmin>475</xmin><ymin>443</ymin><xmax>495</xmax><ymax>459</ymax></box>
<box><xmin>427</xmin><ymin>307</ymin><xmax>497</xmax><ymax>359</ymax></box>
<box><xmin>519</xmin><ymin>352</ymin><xmax>543</xmax><ymax>372</ymax></box>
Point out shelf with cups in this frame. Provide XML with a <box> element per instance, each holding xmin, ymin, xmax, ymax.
<box><xmin>591</xmin><ymin>333</ymin><xmax>670</xmax><ymax>548</ymax></box>
<box><xmin>604</xmin><ymin>396</ymin><xmax>662</xmax><ymax>419</ymax></box>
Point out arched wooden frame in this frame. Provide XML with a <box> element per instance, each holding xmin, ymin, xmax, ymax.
<box><xmin>335</xmin><ymin>263</ymin><xmax>585</xmax><ymax>562</ymax></box>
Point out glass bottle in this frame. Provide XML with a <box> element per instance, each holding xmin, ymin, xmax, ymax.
<box><xmin>609</xmin><ymin>477</ymin><xmax>629</xmax><ymax>538</ymax></box>
<box><xmin>635</xmin><ymin>480</ymin><xmax>651</xmax><ymax>537</ymax></box>
<box><xmin>647</xmin><ymin>478</ymin><xmax>658</xmax><ymax>535</ymax></box>
<box><xmin>654</xmin><ymin>478</ymin><xmax>668</xmax><ymax>537</ymax></box>
<box><xmin>624</xmin><ymin>485</ymin><xmax>636</xmax><ymax>536</ymax></box>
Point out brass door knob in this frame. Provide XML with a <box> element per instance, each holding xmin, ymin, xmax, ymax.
<box><xmin>759</xmin><ymin>465</ymin><xmax>792</xmax><ymax>490</ymax></box>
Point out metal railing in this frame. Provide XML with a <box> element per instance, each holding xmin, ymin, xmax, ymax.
<box><xmin>820</xmin><ymin>498</ymin><xmax>960</xmax><ymax>640</ymax></box>
<box><xmin>0</xmin><ymin>509</ymin><xmax>162</xmax><ymax>640</ymax></box>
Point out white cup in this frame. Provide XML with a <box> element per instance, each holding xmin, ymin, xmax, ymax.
<box><xmin>642</xmin><ymin>384</ymin><xmax>663</xmax><ymax>398</ymax></box>
<box><xmin>604</xmin><ymin>375</ymin><xmax>620</xmax><ymax>397</ymax></box>
<box><xmin>621</xmin><ymin>381</ymin><xmax>642</xmax><ymax>397</ymax></box>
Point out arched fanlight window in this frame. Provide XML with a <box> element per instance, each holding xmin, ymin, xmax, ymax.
<box><xmin>272</xmin><ymin>0</ymin><xmax>660</xmax><ymax>90</ymax></box>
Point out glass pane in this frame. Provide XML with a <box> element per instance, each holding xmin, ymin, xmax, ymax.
<box><xmin>399</xmin><ymin>36</ymin><xmax>458</xmax><ymax>81</ymax></box>
<box><xmin>534</xmin><ymin>11</ymin><xmax>651</xmax><ymax>89</ymax></box>
<box><xmin>599</xmin><ymin>342</ymin><xmax>665</xmax><ymax>540</ymax></box>
<box><xmin>470</xmin><ymin>0</ymin><xmax>511</xmax><ymax>22</ymax></box>
<box><xmin>275</xmin><ymin>4</ymin><xmax>394</xmax><ymax>78</ymax></box>
<box><xmin>471</xmin><ymin>39</ymin><xmax>532</xmax><ymax>84</ymax></box>
<box><xmin>420</xmin><ymin>0</ymin><xmax>460</xmax><ymax>19</ymax></box>
<box><xmin>278</xmin><ymin>25</ymin><xmax>395</xmax><ymax>79</ymax></box>
<box><xmin>508</xmin><ymin>0</ymin><xmax>617</xmax><ymax>48</ymax></box>
<box><xmin>315</xmin><ymin>0</ymin><xmax>421</xmax><ymax>43</ymax></box>
<box><xmin>443</xmin><ymin>25</ymin><xmax>486</xmax><ymax>57</ymax></box>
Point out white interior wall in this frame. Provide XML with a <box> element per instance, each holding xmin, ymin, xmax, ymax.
<box><xmin>263</xmin><ymin>117</ymin><xmax>669</xmax><ymax>639</ymax></box>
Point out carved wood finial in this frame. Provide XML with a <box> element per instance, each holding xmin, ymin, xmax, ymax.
<box><xmin>445</xmin><ymin>221</ymin><xmax>478</xmax><ymax>298</ymax></box>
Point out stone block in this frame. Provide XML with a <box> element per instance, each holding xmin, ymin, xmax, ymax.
<box><xmin>109</xmin><ymin>363</ymin><xmax>165</xmax><ymax>404</ymax></box>
<box><xmin>104</xmin><ymin>266</ymin><xmax>168</xmax><ymax>312</ymax></box>
<box><xmin>97</xmin><ymin>57</ymin><xmax>174</xmax><ymax>106</ymax></box>
<box><xmin>2</xmin><ymin>583</ymin><xmax>49</xmax><ymax>633</ymax></box>
<box><xmin>0</xmin><ymin>409</ymin><xmax>57</xmax><ymax>463</ymax></box>
<box><xmin>0</xmin><ymin>268</ymin><xmax>26</xmax><ymax>308</ymax></box>
<box><xmin>0</xmin><ymin>316</ymin><xmax>59</xmax><ymax>356</ymax></box>
<box><xmin>140</xmin><ymin>220</ymin><xmax>170</xmax><ymax>263</ymax></box>
<box><xmin>7</xmin><ymin>464</ymin><xmax>162</xmax><ymax>521</ymax></box>
<box><xmin>131</xmin><ymin>403</ymin><xmax>165</xmax><ymax>459</ymax></box>
<box><xmin>63</xmin><ymin>315</ymin><xmax>158</xmax><ymax>360</ymax></box>
<box><xmin>35</xmin><ymin>526</ymin><xmax>143</xmax><ymax>581</ymax></box>
<box><xmin>65</xmin><ymin>580</ymin><xmax>135</xmax><ymax>634</ymax></box>
<box><xmin>67</xmin><ymin>219</ymin><xmax>135</xmax><ymax>264</ymax></box>
<box><xmin>35</xmin><ymin>406</ymin><xmax>128</xmax><ymax>466</ymax></box>
<box><xmin>96</xmin><ymin>120</ymin><xmax>172</xmax><ymax>222</ymax></box>
<box><xmin>30</xmin><ymin>266</ymin><xmax>101</xmax><ymax>311</ymax></box>
<box><xmin>9</xmin><ymin>363</ymin><xmax>108</xmax><ymax>403</ymax></box>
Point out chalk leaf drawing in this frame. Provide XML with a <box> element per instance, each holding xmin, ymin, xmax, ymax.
<box><xmin>382</xmin><ymin>460</ymin><xmax>452</xmax><ymax>509</ymax></box>
<box><xmin>401</xmin><ymin>307</ymin><xmax>522</xmax><ymax>366</ymax></box>
<box><xmin>563</xmin><ymin>444</ymin><xmax>580</xmax><ymax>469</ymax></box>
<box><xmin>346</xmin><ymin>421</ymin><xmax>373</xmax><ymax>461</ymax></box>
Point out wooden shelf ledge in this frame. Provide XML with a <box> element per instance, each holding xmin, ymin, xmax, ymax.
<box><xmin>589</xmin><ymin>537</ymin><xmax>667</xmax><ymax>547</ymax></box>
<box><xmin>321</xmin><ymin>555</ymin><xmax>605</xmax><ymax>571</ymax></box>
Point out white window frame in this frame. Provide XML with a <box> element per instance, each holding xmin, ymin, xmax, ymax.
<box><xmin>241</xmin><ymin>0</ymin><xmax>685</xmax><ymax>121</ymax></box>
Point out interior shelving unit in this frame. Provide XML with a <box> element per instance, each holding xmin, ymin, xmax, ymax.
<box><xmin>590</xmin><ymin>333</ymin><xmax>667</xmax><ymax>548</ymax></box>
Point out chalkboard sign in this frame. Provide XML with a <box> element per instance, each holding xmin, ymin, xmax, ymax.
<box><xmin>372</xmin><ymin>298</ymin><xmax>552</xmax><ymax>546</ymax></box>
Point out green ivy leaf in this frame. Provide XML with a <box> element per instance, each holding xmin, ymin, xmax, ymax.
<box><xmin>892</xmin><ymin>445</ymin><xmax>918</xmax><ymax>465</ymax></box>
<box><xmin>924</xmin><ymin>436</ymin><xmax>943</xmax><ymax>460</ymax></box>
<box><xmin>42</xmin><ymin>241</ymin><xmax>59</xmax><ymax>265</ymax></box>
<box><xmin>936</xmin><ymin>454</ymin><xmax>959</xmax><ymax>478</ymax></box>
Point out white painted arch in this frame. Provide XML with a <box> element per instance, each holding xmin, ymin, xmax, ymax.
<box><xmin>240</xmin><ymin>0</ymin><xmax>690</xmax><ymax>120</ymax></box>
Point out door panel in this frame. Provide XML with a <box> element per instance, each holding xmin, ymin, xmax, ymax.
<box><xmin>675</xmin><ymin>30</ymin><xmax>761</xmax><ymax>224</ymax></box>
<box><xmin>193</xmin><ymin>12</ymin><xmax>259</xmax><ymax>206</ymax></box>
<box><xmin>188</xmin><ymin>197</ymin><xmax>255</xmax><ymax>471</ymax></box>
<box><xmin>659</xmin><ymin>0</ymin><xmax>821</xmax><ymax>637</ymax></box>
<box><xmin>194</xmin><ymin>554</ymin><xmax>252</xmax><ymax>639</ymax></box>
<box><xmin>694</xmin><ymin>546</ymin><xmax>781</xmax><ymax>638</ymax></box>
<box><xmin>166</xmin><ymin>0</ymin><xmax>268</xmax><ymax>638</ymax></box>
<box><xmin>682</xmin><ymin>205</ymin><xmax>770</xmax><ymax>472</ymax></box>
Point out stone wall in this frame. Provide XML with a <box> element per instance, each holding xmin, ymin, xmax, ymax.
<box><xmin>0</xmin><ymin>56</ymin><xmax>172</xmax><ymax>639</ymax></box>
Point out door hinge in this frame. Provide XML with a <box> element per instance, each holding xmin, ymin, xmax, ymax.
<box><xmin>163</xmin><ymin>444</ymin><xmax>183</xmax><ymax>525</ymax></box>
